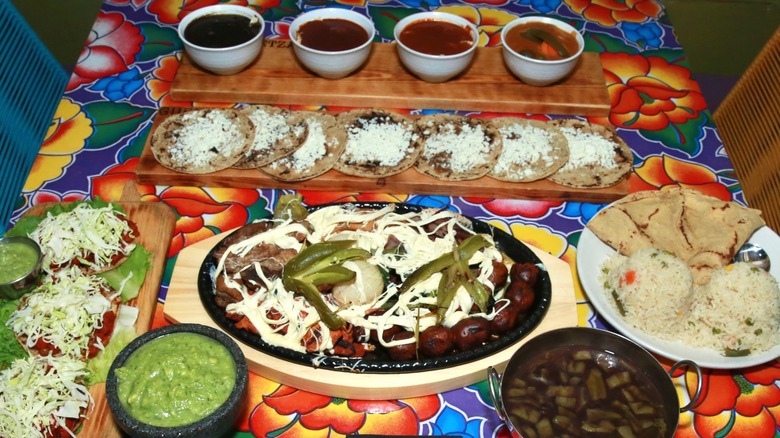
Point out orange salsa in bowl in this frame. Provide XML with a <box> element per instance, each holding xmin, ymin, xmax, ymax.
<box><xmin>503</xmin><ymin>20</ymin><xmax>580</xmax><ymax>61</ymax></box>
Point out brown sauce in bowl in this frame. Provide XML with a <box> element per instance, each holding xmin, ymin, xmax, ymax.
<box><xmin>504</xmin><ymin>21</ymin><xmax>579</xmax><ymax>60</ymax></box>
<box><xmin>184</xmin><ymin>13</ymin><xmax>261</xmax><ymax>48</ymax></box>
<box><xmin>297</xmin><ymin>18</ymin><xmax>370</xmax><ymax>52</ymax></box>
<box><xmin>398</xmin><ymin>19</ymin><xmax>474</xmax><ymax>56</ymax></box>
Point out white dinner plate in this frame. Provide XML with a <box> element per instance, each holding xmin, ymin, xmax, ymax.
<box><xmin>577</xmin><ymin>223</ymin><xmax>780</xmax><ymax>369</ymax></box>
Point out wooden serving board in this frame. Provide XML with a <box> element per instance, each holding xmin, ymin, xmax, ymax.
<box><xmin>22</xmin><ymin>201</ymin><xmax>176</xmax><ymax>438</ymax></box>
<box><xmin>164</xmin><ymin>231</ymin><xmax>578</xmax><ymax>400</ymax></box>
<box><xmin>136</xmin><ymin>107</ymin><xmax>629</xmax><ymax>203</ymax></box>
<box><xmin>170</xmin><ymin>40</ymin><xmax>611</xmax><ymax>116</ymax></box>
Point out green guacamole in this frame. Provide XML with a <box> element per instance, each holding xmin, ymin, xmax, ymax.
<box><xmin>0</xmin><ymin>241</ymin><xmax>38</xmax><ymax>284</ymax></box>
<box><xmin>115</xmin><ymin>332</ymin><xmax>236</xmax><ymax>427</ymax></box>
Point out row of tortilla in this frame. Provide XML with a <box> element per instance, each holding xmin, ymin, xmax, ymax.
<box><xmin>150</xmin><ymin>105</ymin><xmax>633</xmax><ymax>187</ymax></box>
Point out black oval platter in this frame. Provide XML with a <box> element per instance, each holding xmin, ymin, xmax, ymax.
<box><xmin>197</xmin><ymin>202</ymin><xmax>552</xmax><ymax>373</ymax></box>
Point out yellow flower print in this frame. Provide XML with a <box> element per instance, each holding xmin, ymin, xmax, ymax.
<box><xmin>24</xmin><ymin>99</ymin><xmax>93</xmax><ymax>191</ymax></box>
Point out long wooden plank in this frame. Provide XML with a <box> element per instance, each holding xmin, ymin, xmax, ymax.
<box><xmin>23</xmin><ymin>201</ymin><xmax>176</xmax><ymax>438</ymax></box>
<box><xmin>135</xmin><ymin>107</ymin><xmax>629</xmax><ymax>203</ymax></box>
<box><xmin>164</xmin><ymin>231</ymin><xmax>578</xmax><ymax>400</ymax></box>
<box><xmin>170</xmin><ymin>41</ymin><xmax>611</xmax><ymax>116</ymax></box>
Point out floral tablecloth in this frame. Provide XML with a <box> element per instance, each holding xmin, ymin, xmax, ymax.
<box><xmin>14</xmin><ymin>0</ymin><xmax>780</xmax><ymax>437</ymax></box>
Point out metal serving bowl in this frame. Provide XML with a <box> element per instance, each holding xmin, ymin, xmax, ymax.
<box><xmin>0</xmin><ymin>235</ymin><xmax>43</xmax><ymax>299</ymax></box>
<box><xmin>488</xmin><ymin>327</ymin><xmax>703</xmax><ymax>438</ymax></box>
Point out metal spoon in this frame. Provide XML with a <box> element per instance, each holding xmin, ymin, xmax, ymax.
<box><xmin>732</xmin><ymin>242</ymin><xmax>771</xmax><ymax>271</ymax></box>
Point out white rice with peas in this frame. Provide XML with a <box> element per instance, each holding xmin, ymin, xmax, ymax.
<box><xmin>601</xmin><ymin>248</ymin><xmax>694</xmax><ymax>339</ymax></box>
<box><xmin>601</xmin><ymin>249</ymin><xmax>780</xmax><ymax>356</ymax></box>
<box><xmin>686</xmin><ymin>263</ymin><xmax>780</xmax><ymax>355</ymax></box>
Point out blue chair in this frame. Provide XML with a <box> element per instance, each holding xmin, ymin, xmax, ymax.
<box><xmin>0</xmin><ymin>0</ymin><xmax>69</xmax><ymax>234</ymax></box>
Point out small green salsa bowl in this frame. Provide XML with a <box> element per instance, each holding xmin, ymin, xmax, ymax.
<box><xmin>106</xmin><ymin>323</ymin><xmax>248</xmax><ymax>438</ymax></box>
<box><xmin>0</xmin><ymin>235</ymin><xmax>43</xmax><ymax>299</ymax></box>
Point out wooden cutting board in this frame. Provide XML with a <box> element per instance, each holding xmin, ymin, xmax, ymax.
<box><xmin>22</xmin><ymin>201</ymin><xmax>176</xmax><ymax>438</ymax></box>
<box><xmin>170</xmin><ymin>40</ymin><xmax>611</xmax><ymax>116</ymax></box>
<box><xmin>136</xmin><ymin>107</ymin><xmax>629</xmax><ymax>203</ymax></box>
<box><xmin>164</xmin><ymin>231</ymin><xmax>578</xmax><ymax>400</ymax></box>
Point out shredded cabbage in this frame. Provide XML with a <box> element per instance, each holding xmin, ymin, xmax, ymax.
<box><xmin>8</xmin><ymin>267</ymin><xmax>117</xmax><ymax>359</ymax></box>
<box><xmin>0</xmin><ymin>354</ymin><xmax>92</xmax><ymax>438</ymax></box>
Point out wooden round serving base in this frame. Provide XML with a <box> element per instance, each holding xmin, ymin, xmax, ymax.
<box><xmin>164</xmin><ymin>231</ymin><xmax>578</xmax><ymax>400</ymax></box>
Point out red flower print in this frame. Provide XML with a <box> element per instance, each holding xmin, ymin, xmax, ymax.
<box><xmin>249</xmin><ymin>385</ymin><xmax>441</xmax><ymax>437</ymax></box>
<box><xmin>463</xmin><ymin>198</ymin><xmax>563</xmax><ymax>219</ymax></box>
<box><xmin>564</xmin><ymin>0</ymin><xmax>662</xmax><ymax>27</ymax></box>
<box><xmin>630</xmin><ymin>155</ymin><xmax>732</xmax><ymax>200</ymax></box>
<box><xmin>68</xmin><ymin>11</ymin><xmax>144</xmax><ymax>91</ymax></box>
<box><xmin>91</xmin><ymin>158</ymin><xmax>156</xmax><ymax>202</ymax></box>
<box><xmin>688</xmin><ymin>363</ymin><xmax>780</xmax><ymax>437</ymax></box>
<box><xmin>601</xmin><ymin>52</ymin><xmax>707</xmax><ymax>131</ymax></box>
<box><xmin>149</xmin><ymin>0</ymin><xmax>222</xmax><ymax>25</ymax></box>
<box><xmin>158</xmin><ymin>186</ymin><xmax>260</xmax><ymax>255</ymax></box>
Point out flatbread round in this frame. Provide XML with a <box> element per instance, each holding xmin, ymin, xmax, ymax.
<box><xmin>488</xmin><ymin>118</ymin><xmax>569</xmax><ymax>183</ymax></box>
<box><xmin>233</xmin><ymin>105</ymin><xmax>309</xmax><ymax>169</ymax></box>
<box><xmin>587</xmin><ymin>188</ymin><xmax>766</xmax><ymax>284</ymax></box>
<box><xmin>414</xmin><ymin>114</ymin><xmax>503</xmax><ymax>181</ymax></box>
<box><xmin>547</xmin><ymin>119</ymin><xmax>633</xmax><ymax>188</ymax></box>
<box><xmin>260</xmin><ymin>112</ymin><xmax>346</xmax><ymax>181</ymax></box>
<box><xmin>334</xmin><ymin>109</ymin><xmax>422</xmax><ymax>178</ymax></box>
<box><xmin>151</xmin><ymin>108</ymin><xmax>255</xmax><ymax>174</ymax></box>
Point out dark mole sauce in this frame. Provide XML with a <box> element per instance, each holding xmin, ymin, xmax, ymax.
<box><xmin>297</xmin><ymin>18</ymin><xmax>369</xmax><ymax>52</ymax></box>
<box><xmin>184</xmin><ymin>13</ymin><xmax>261</xmax><ymax>48</ymax></box>
<box><xmin>399</xmin><ymin>19</ymin><xmax>473</xmax><ymax>56</ymax></box>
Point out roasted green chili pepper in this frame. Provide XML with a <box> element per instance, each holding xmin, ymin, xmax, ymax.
<box><xmin>273</xmin><ymin>194</ymin><xmax>309</xmax><ymax>221</ymax></box>
<box><xmin>303</xmin><ymin>265</ymin><xmax>356</xmax><ymax>286</ymax></box>
<box><xmin>284</xmin><ymin>240</ymin><xmax>357</xmax><ymax>277</ymax></box>
<box><xmin>399</xmin><ymin>234</ymin><xmax>491</xmax><ymax>294</ymax></box>
<box><xmin>458</xmin><ymin>259</ymin><xmax>490</xmax><ymax>313</ymax></box>
<box><xmin>282</xmin><ymin>241</ymin><xmax>371</xmax><ymax>330</ymax></box>
<box><xmin>286</xmin><ymin>277</ymin><xmax>347</xmax><ymax>330</ymax></box>
<box><xmin>436</xmin><ymin>264</ymin><xmax>462</xmax><ymax>321</ymax></box>
<box><xmin>294</xmin><ymin>247</ymin><xmax>372</xmax><ymax>279</ymax></box>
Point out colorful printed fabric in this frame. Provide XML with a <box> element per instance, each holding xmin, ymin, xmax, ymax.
<box><xmin>13</xmin><ymin>0</ymin><xmax>779</xmax><ymax>437</ymax></box>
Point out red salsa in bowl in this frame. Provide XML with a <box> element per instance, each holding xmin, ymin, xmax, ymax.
<box><xmin>296</xmin><ymin>18</ymin><xmax>370</xmax><ymax>52</ymax></box>
<box><xmin>397</xmin><ymin>19</ymin><xmax>474</xmax><ymax>56</ymax></box>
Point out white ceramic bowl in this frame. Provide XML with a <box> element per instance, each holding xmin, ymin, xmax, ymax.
<box><xmin>178</xmin><ymin>5</ymin><xmax>265</xmax><ymax>75</ymax></box>
<box><xmin>289</xmin><ymin>8</ymin><xmax>375</xmax><ymax>79</ymax></box>
<box><xmin>393</xmin><ymin>12</ymin><xmax>478</xmax><ymax>83</ymax></box>
<box><xmin>500</xmin><ymin>16</ymin><xmax>584</xmax><ymax>86</ymax></box>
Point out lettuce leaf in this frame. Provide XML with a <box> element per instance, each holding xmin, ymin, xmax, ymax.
<box><xmin>98</xmin><ymin>245</ymin><xmax>152</xmax><ymax>302</ymax></box>
<box><xmin>0</xmin><ymin>298</ymin><xmax>26</xmax><ymax>369</ymax></box>
<box><xmin>84</xmin><ymin>325</ymin><xmax>138</xmax><ymax>386</ymax></box>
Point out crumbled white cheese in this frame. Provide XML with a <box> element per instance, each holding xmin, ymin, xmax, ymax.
<box><xmin>343</xmin><ymin>115</ymin><xmax>418</xmax><ymax>166</ymax></box>
<box><xmin>493</xmin><ymin>123</ymin><xmax>560</xmax><ymax>176</ymax></box>
<box><xmin>168</xmin><ymin>110</ymin><xmax>246</xmax><ymax>168</ymax></box>
<box><xmin>557</xmin><ymin>125</ymin><xmax>618</xmax><ymax>170</ymax></box>
<box><xmin>420</xmin><ymin>119</ymin><xmax>492</xmax><ymax>172</ymax></box>
<box><xmin>272</xmin><ymin>118</ymin><xmax>328</xmax><ymax>173</ymax></box>
<box><xmin>245</xmin><ymin>107</ymin><xmax>298</xmax><ymax>155</ymax></box>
